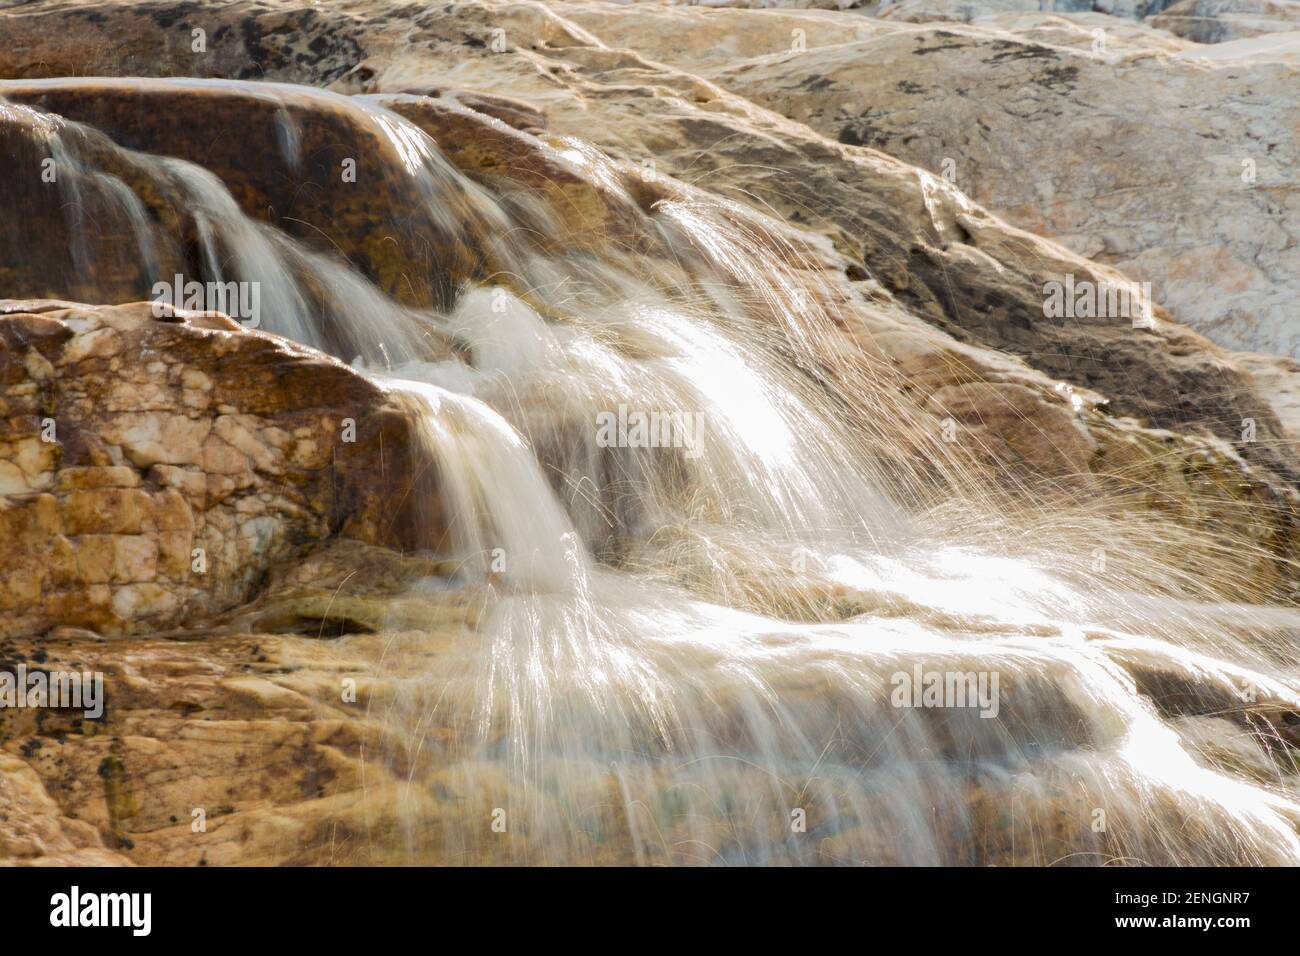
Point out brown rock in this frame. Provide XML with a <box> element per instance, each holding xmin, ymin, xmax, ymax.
<box><xmin>0</xmin><ymin>299</ymin><xmax>439</xmax><ymax>637</ymax></box>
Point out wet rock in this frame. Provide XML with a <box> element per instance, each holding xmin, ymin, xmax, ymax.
<box><xmin>0</xmin><ymin>78</ymin><xmax>502</xmax><ymax>310</ymax></box>
<box><xmin>0</xmin><ymin>0</ymin><xmax>1298</xmax><ymax>868</ymax></box>
<box><xmin>0</xmin><ymin>2</ymin><xmax>1292</xmax><ymax>593</ymax></box>
<box><xmin>3</xmin><ymin>583</ymin><xmax>1296</xmax><ymax>865</ymax></box>
<box><xmin>368</xmin><ymin>91</ymin><xmax>659</xmax><ymax>259</ymax></box>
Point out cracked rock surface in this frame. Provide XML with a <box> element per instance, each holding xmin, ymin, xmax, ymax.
<box><xmin>0</xmin><ymin>299</ymin><xmax>428</xmax><ymax>638</ymax></box>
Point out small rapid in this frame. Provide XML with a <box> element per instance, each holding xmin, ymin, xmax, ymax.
<box><xmin>5</xmin><ymin>78</ymin><xmax>1300</xmax><ymax>864</ymax></box>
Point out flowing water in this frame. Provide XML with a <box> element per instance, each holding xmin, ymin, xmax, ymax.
<box><xmin>5</xmin><ymin>79</ymin><xmax>1300</xmax><ymax>864</ymax></box>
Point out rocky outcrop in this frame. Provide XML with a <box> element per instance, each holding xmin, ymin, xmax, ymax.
<box><xmin>2</xmin><ymin>3</ymin><xmax>1295</xmax><ymax>357</ymax></box>
<box><xmin>0</xmin><ymin>299</ymin><xmax>431</xmax><ymax>638</ymax></box>
<box><xmin>0</xmin><ymin>751</ymin><xmax>122</xmax><ymax>865</ymax></box>
<box><xmin>474</xmin><ymin>4</ymin><xmax>1300</xmax><ymax>479</ymax></box>
<box><xmin>0</xmin><ymin>1</ymin><xmax>1292</xmax><ymax>568</ymax></box>
<box><xmin>0</xmin><ymin>78</ymin><xmax>507</xmax><ymax>311</ymax></box>
<box><xmin>1236</xmin><ymin>352</ymin><xmax>1300</xmax><ymax>439</ymax></box>
<box><xmin>0</xmin><ymin>540</ymin><xmax>470</xmax><ymax>866</ymax></box>
<box><xmin>576</xmin><ymin>6</ymin><xmax>1300</xmax><ymax>362</ymax></box>
<box><xmin>5</xmin><ymin>534</ymin><xmax>1300</xmax><ymax>866</ymax></box>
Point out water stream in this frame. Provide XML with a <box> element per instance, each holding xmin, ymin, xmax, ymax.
<box><xmin>6</xmin><ymin>80</ymin><xmax>1300</xmax><ymax>864</ymax></box>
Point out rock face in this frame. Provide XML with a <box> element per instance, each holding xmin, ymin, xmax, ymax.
<box><xmin>1</xmin><ymin>69</ymin><xmax>1294</xmax><ymax>592</ymax></box>
<box><xmin>562</xmin><ymin>5</ymin><xmax>1300</xmax><ymax>360</ymax></box>
<box><xmin>876</xmin><ymin>0</ymin><xmax>1192</xmax><ymax>16</ymax></box>
<box><xmin>0</xmin><ymin>750</ymin><xmax>123</xmax><ymax>864</ymax></box>
<box><xmin>7</xmin><ymin>535</ymin><xmax>1300</xmax><ymax>867</ymax></box>
<box><xmin>0</xmin><ymin>541</ymin><xmax>464</xmax><ymax>866</ymax></box>
<box><xmin>0</xmin><ymin>299</ymin><xmax>430</xmax><ymax>638</ymax></box>
<box><xmin>1236</xmin><ymin>352</ymin><xmax>1300</xmax><ymax>439</ymax></box>
<box><xmin>1152</xmin><ymin>0</ymin><xmax>1300</xmax><ymax>40</ymax></box>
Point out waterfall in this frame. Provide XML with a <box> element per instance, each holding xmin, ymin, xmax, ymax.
<box><xmin>5</xmin><ymin>79</ymin><xmax>1300</xmax><ymax>865</ymax></box>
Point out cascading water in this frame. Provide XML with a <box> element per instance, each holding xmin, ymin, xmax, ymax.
<box><xmin>7</xmin><ymin>79</ymin><xmax>1300</xmax><ymax>865</ymax></box>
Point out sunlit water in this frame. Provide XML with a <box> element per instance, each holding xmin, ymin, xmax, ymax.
<box><xmin>5</xmin><ymin>79</ymin><xmax>1300</xmax><ymax>864</ymax></box>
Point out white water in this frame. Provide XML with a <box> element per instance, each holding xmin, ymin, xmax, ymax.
<box><xmin>8</xmin><ymin>81</ymin><xmax>1300</xmax><ymax>864</ymax></box>
<box><xmin>366</xmin><ymin>140</ymin><xmax>1300</xmax><ymax>863</ymax></box>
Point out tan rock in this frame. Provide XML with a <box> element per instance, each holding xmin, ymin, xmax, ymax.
<box><xmin>0</xmin><ymin>0</ymin><xmax>1296</xmax><ymax>871</ymax></box>
<box><xmin>0</xmin><ymin>753</ymin><xmax>121</xmax><ymax>864</ymax></box>
<box><xmin>111</xmin><ymin>535</ymin><xmax>158</xmax><ymax>584</ymax></box>
<box><xmin>928</xmin><ymin>381</ymin><xmax>1099</xmax><ymax>478</ymax></box>
<box><xmin>101</xmin><ymin>413</ymin><xmax>212</xmax><ymax>470</ymax></box>
<box><xmin>58</xmin><ymin>326</ymin><xmax>122</xmax><ymax>365</ymax></box>
<box><xmin>0</xmin><ymin>301</ymin><xmax>438</xmax><ymax>637</ymax></box>
<box><xmin>60</xmin><ymin>488</ymin><xmax>148</xmax><ymax>536</ymax></box>
<box><xmin>643</xmin><ymin>11</ymin><xmax>1300</xmax><ymax>362</ymax></box>
<box><xmin>73</xmin><ymin>536</ymin><xmax>116</xmax><ymax>586</ymax></box>
<box><xmin>0</xmin><ymin>461</ymin><xmax>30</xmax><ymax>496</ymax></box>
<box><xmin>57</xmin><ymin>466</ymin><xmax>140</xmax><ymax>490</ymax></box>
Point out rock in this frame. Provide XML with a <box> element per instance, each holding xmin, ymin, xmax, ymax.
<box><xmin>0</xmin><ymin>78</ymin><xmax>505</xmax><ymax>311</ymax></box>
<box><xmin>876</xmin><ymin>0</ymin><xmax>1091</xmax><ymax>22</ymax></box>
<box><xmin>1152</xmin><ymin>0</ymin><xmax>1300</xmax><ymax>40</ymax></box>
<box><xmin>927</xmin><ymin>381</ymin><xmax>1100</xmax><ymax>477</ymax></box>
<box><xmin>1175</xmin><ymin>27</ymin><xmax>1300</xmax><ymax>59</ymax></box>
<box><xmin>0</xmin><ymin>752</ymin><xmax>124</xmax><ymax>865</ymax></box>
<box><xmin>2</xmin><ymin>3</ymin><xmax>1289</xmax><ymax>434</ymax></box>
<box><xmin>499</xmin><ymin>5</ymin><xmax>1300</xmax><ymax>481</ymax></box>
<box><xmin>0</xmin><ymin>299</ymin><xmax>435</xmax><ymax>638</ymax></box>
<box><xmin>0</xmin><ymin>2</ymin><xmax>1292</xmax><ymax>591</ymax></box>
<box><xmin>0</xmin><ymin>1</ymin><xmax>370</xmax><ymax>87</ymax></box>
<box><xmin>0</xmin><ymin>2</ymin><xmax>1293</xmax><ymax>577</ymax></box>
<box><xmin>1235</xmin><ymin>352</ymin><xmax>1300</xmax><ymax>439</ymax></box>
<box><xmin>366</xmin><ymin>91</ymin><xmax>660</xmax><ymax>259</ymax></box>
<box><xmin>0</xmin><ymin>582</ymin><xmax>486</xmax><ymax>866</ymax></box>
<box><xmin>2</xmin><ymin>554</ymin><xmax>1297</xmax><ymax>866</ymax></box>
<box><xmin>612</xmin><ymin>10</ymin><xmax>1300</xmax><ymax>364</ymax></box>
